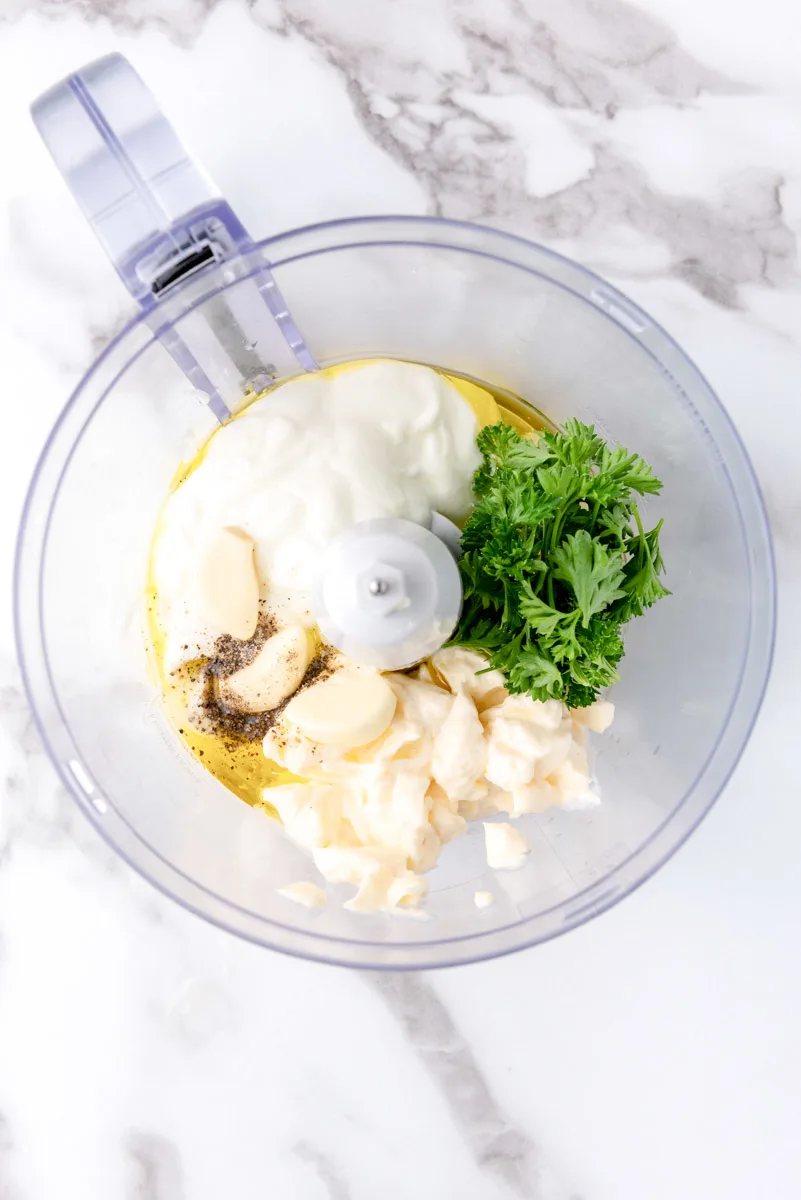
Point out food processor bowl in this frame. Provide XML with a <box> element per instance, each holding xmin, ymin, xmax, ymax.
<box><xmin>15</xmin><ymin>216</ymin><xmax>775</xmax><ymax>968</ymax></box>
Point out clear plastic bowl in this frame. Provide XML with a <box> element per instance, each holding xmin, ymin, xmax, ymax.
<box><xmin>14</xmin><ymin>217</ymin><xmax>775</xmax><ymax>968</ymax></box>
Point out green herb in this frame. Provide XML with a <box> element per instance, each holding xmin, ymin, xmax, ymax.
<box><xmin>451</xmin><ymin>419</ymin><xmax>669</xmax><ymax>707</ymax></box>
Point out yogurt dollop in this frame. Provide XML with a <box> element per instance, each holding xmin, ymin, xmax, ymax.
<box><xmin>153</xmin><ymin>360</ymin><xmax>482</xmax><ymax>672</ymax></box>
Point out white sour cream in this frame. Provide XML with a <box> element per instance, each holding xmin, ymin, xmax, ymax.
<box><xmin>153</xmin><ymin>360</ymin><xmax>481</xmax><ymax>671</ymax></box>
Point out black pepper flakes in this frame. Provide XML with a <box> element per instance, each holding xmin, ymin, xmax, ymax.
<box><xmin>183</xmin><ymin>619</ymin><xmax>337</xmax><ymax>753</ymax></box>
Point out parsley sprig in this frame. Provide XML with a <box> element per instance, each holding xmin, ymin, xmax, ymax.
<box><xmin>451</xmin><ymin>420</ymin><xmax>669</xmax><ymax>707</ymax></box>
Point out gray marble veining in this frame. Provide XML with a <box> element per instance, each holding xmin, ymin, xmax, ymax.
<box><xmin>293</xmin><ymin>1140</ymin><xmax>352</xmax><ymax>1200</ymax></box>
<box><xmin>0</xmin><ymin>0</ymin><xmax>800</xmax><ymax>1197</ymax></box>
<box><xmin>0</xmin><ymin>1110</ymin><xmax>17</xmax><ymax>1200</ymax></box>
<box><xmin>368</xmin><ymin>972</ymin><xmax>580</xmax><ymax>1200</ymax></box>
<box><xmin>125</xmin><ymin>1132</ymin><xmax>186</xmax><ymax>1200</ymax></box>
<box><xmin>0</xmin><ymin>0</ymin><xmax>223</xmax><ymax>45</ymax></box>
<box><xmin>5</xmin><ymin>0</ymin><xmax>797</xmax><ymax>316</ymax></box>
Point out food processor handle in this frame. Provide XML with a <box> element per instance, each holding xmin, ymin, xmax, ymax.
<box><xmin>31</xmin><ymin>53</ymin><xmax>316</xmax><ymax>421</ymax></box>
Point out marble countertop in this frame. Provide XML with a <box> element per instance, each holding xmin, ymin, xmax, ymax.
<box><xmin>1</xmin><ymin>1</ymin><xmax>800</xmax><ymax>1197</ymax></box>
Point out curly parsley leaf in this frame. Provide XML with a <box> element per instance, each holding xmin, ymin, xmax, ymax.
<box><xmin>552</xmin><ymin>530</ymin><xmax>627</xmax><ymax>626</ymax></box>
<box><xmin>449</xmin><ymin>420</ymin><xmax>669</xmax><ymax>706</ymax></box>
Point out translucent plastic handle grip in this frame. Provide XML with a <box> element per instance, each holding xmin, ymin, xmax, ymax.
<box><xmin>32</xmin><ymin>53</ymin><xmax>315</xmax><ymax>420</ymax></box>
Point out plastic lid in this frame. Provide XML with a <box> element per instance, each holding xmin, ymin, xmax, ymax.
<box><xmin>314</xmin><ymin>518</ymin><xmax>463</xmax><ymax>670</ymax></box>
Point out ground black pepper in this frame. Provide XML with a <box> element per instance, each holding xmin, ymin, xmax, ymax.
<box><xmin>185</xmin><ymin>616</ymin><xmax>337</xmax><ymax>750</ymax></box>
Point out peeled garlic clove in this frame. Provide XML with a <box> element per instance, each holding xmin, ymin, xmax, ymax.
<box><xmin>197</xmin><ymin>527</ymin><xmax>259</xmax><ymax>641</ymax></box>
<box><xmin>218</xmin><ymin>624</ymin><xmax>310</xmax><ymax>713</ymax></box>
<box><xmin>284</xmin><ymin>670</ymin><xmax>396</xmax><ymax>749</ymax></box>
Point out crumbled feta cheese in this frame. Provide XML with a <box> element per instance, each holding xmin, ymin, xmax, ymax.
<box><xmin>483</xmin><ymin>822</ymin><xmax>530</xmax><ymax>870</ymax></box>
<box><xmin>264</xmin><ymin>659</ymin><xmax>613</xmax><ymax>913</ymax></box>
<box><xmin>277</xmin><ymin>881</ymin><xmax>328</xmax><ymax>909</ymax></box>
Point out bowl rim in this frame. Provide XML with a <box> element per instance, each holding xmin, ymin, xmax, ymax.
<box><xmin>14</xmin><ymin>214</ymin><xmax>777</xmax><ymax>969</ymax></box>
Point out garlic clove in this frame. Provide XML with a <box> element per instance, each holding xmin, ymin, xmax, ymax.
<box><xmin>196</xmin><ymin>527</ymin><xmax>259</xmax><ymax>641</ymax></box>
<box><xmin>284</xmin><ymin>670</ymin><xmax>396</xmax><ymax>749</ymax></box>
<box><xmin>218</xmin><ymin>624</ymin><xmax>310</xmax><ymax>713</ymax></box>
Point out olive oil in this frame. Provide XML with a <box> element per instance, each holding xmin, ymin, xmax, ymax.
<box><xmin>145</xmin><ymin>358</ymin><xmax>548</xmax><ymax>809</ymax></box>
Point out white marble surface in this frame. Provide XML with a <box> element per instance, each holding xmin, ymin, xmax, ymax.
<box><xmin>1</xmin><ymin>1</ymin><xmax>800</xmax><ymax>1197</ymax></box>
